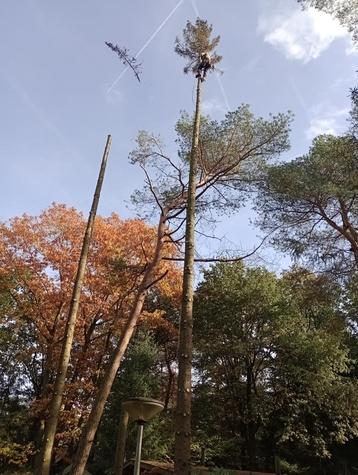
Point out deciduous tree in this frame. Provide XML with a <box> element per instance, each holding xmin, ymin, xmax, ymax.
<box><xmin>193</xmin><ymin>263</ymin><xmax>358</xmax><ymax>472</ymax></box>
<box><xmin>0</xmin><ymin>204</ymin><xmax>179</xmax><ymax>472</ymax></box>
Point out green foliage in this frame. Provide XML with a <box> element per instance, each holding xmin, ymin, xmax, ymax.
<box><xmin>2</xmin><ymin>256</ymin><xmax>358</xmax><ymax>473</ymax></box>
<box><xmin>130</xmin><ymin>107</ymin><xmax>292</xmax><ymax>222</ymax></box>
<box><xmin>175</xmin><ymin>106</ymin><xmax>292</xmax><ymax>177</ymax></box>
<box><xmin>91</xmin><ymin>330</ymin><xmax>171</xmax><ymax>474</ymax></box>
<box><xmin>175</xmin><ymin>18</ymin><xmax>222</xmax><ymax>75</ymax></box>
<box><xmin>279</xmin><ymin>459</ymin><xmax>308</xmax><ymax>474</ymax></box>
<box><xmin>192</xmin><ymin>263</ymin><xmax>358</xmax><ymax>472</ymax></box>
<box><xmin>0</xmin><ymin>390</ymin><xmax>33</xmax><ymax>470</ymax></box>
<box><xmin>255</xmin><ymin>134</ymin><xmax>358</xmax><ymax>276</ymax></box>
<box><xmin>0</xmin><ymin>284</ymin><xmax>36</xmax><ymax>472</ymax></box>
<box><xmin>350</xmin><ymin>86</ymin><xmax>358</xmax><ymax>138</ymax></box>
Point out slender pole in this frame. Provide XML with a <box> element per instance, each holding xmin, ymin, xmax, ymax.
<box><xmin>133</xmin><ymin>422</ymin><xmax>144</xmax><ymax>475</ymax></box>
<box><xmin>114</xmin><ymin>409</ymin><xmax>129</xmax><ymax>475</ymax></box>
<box><xmin>37</xmin><ymin>135</ymin><xmax>112</xmax><ymax>475</ymax></box>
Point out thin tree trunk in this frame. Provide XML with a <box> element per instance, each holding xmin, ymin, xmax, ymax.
<box><xmin>246</xmin><ymin>364</ymin><xmax>256</xmax><ymax>471</ymax></box>
<box><xmin>174</xmin><ymin>76</ymin><xmax>202</xmax><ymax>475</ymax></box>
<box><xmin>113</xmin><ymin>408</ymin><xmax>129</xmax><ymax>475</ymax></box>
<box><xmin>37</xmin><ymin>135</ymin><xmax>112</xmax><ymax>475</ymax></box>
<box><xmin>70</xmin><ymin>212</ymin><xmax>167</xmax><ymax>475</ymax></box>
<box><xmin>164</xmin><ymin>344</ymin><xmax>174</xmax><ymax>411</ymax></box>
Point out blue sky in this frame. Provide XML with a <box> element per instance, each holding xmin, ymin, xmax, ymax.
<box><xmin>0</xmin><ymin>0</ymin><xmax>356</xmax><ymax>270</ymax></box>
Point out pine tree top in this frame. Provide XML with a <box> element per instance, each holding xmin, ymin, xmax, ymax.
<box><xmin>175</xmin><ymin>18</ymin><xmax>222</xmax><ymax>75</ymax></box>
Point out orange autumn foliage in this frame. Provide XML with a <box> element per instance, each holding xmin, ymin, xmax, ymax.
<box><xmin>0</xmin><ymin>203</ymin><xmax>181</xmax><ymax>453</ymax></box>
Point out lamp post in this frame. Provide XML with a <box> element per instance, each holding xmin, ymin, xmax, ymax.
<box><xmin>122</xmin><ymin>397</ymin><xmax>164</xmax><ymax>475</ymax></box>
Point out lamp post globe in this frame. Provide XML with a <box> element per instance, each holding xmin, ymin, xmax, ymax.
<box><xmin>122</xmin><ymin>397</ymin><xmax>164</xmax><ymax>423</ymax></box>
<box><xmin>122</xmin><ymin>398</ymin><xmax>164</xmax><ymax>475</ymax></box>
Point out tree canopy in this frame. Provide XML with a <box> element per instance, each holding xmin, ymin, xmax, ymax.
<box><xmin>192</xmin><ymin>263</ymin><xmax>358</xmax><ymax>472</ymax></box>
<box><xmin>174</xmin><ymin>18</ymin><xmax>222</xmax><ymax>75</ymax></box>
<box><xmin>255</xmin><ymin>134</ymin><xmax>358</xmax><ymax>277</ymax></box>
<box><xmin>0</xmin><ymin>204</ymin><xmax>180</xmax><ymax>471</ymax></box>
<box><xmin>130</xmin><ymin>106</ymin><xmax>292</xmax><ymax>257</ymax></box>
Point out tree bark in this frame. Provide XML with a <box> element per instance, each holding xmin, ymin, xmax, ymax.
<box><xmin>37</xmin><ymin>135</ymin><xmax>112</xmax><ymax>475</ymax></box>
<box><xmin>114</xmin><ymin>408</ymin><xmax>129</xmax><ymax>475</ymax></box>
<box><xmin>164</xmin><ymin>344</ymin><xmax>174</xmax><ymax>411</ymax></box>
<box><xmin>174</xmin><ymin>76</ymin><xmax>202</xmax><ymax>475</ymax></box>
<box><xmin>70</xmin><ymin>211</ymin><xmax>168</xmax><ymax>475</ymax></box>
<box><xmin>246</xmin><ymin>365</ymin><xmax>256</xmax><ymax>470</ymax></box>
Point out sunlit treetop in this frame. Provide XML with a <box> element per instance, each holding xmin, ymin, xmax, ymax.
<box><xmin>174</xmin><ymin>18</ymin><xmax>222</xmax><ymax>76</ymax></box>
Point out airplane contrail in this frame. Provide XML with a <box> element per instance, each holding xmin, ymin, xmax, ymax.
<box><xmin>107</xmin><ymin>0</ymin><xmax>184</xmax><ymax>94</ymax></box>
<box><xmin>289</xmin><ymin>74</ymin><xmax>309</xmax><ymax>119</ymax></box>
<box><xmin>215</xmin><ymin>73</ymin><xmax>231</xmax><ymax>111</ymax></box>
<box><xmin>191</xmin><ymin>0</ymin><xmax>199</xmax><ymax>16</ymax></box>
<box><xmin>191</xmin><ymin>0</ymin><xmax>231</xmax><ymax>111</ymax></box>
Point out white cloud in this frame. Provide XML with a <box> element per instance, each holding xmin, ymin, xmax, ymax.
<box><xmin>202</xmin><ymin>97</ymin><xmax>227</xmax><ymax>114</ymax></box>
<box><xmin>258</xmin><ymin>5</ymin><xmax>349</xmax><ymax>63</ymax></box>
<box><xmin>306</xmin><ymin>117</ymin><xmax>337</xmax><ymax>138</ymax></box>
<box><xmin>345</xmin><ymin>42</ymin><xmax>358</xmax><ymax>56</ymax></box>
<box><xmin>305</xmin><ymin>106</ymin><xmax>349</xmax><ymax>139</ymax></box>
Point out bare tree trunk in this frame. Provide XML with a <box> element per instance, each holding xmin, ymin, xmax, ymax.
<box><xmin>246</xmin><ymin>365</ymin><xmax>256</xmax><ymax>471</ymax></box>
<box><xmin>114</xmin><ymin>408</ymin><xmax>129</xmax><ymax>475</ymax></box>
<box><xmin>37</xmin><ymin>135</ymin><xmax>112</xmax><ymax>475</ymax></box>
<box><xmin>70</xmin><ymin>212</ymin><xmax>167</xmax><ymax>475</ymax></box>
<box><xmin>174</xmin><ymin>76</ymin><xmax>202</xmax><ymax>475</ymax></box>
<box><xmin>164</xmin><ymin>344</ymin><xmax>174</xmax><ymax>411</ymax></box>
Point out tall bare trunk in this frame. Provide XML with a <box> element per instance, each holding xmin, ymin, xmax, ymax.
<box><xmin>70</xmin><ymin>212</ymin><xmax>167</xmax><ymax>475</ymax></box>
<box><xmin>37</xmin><ymin>135</ymin><xmax>112</xmax><ymax>475</ymax></box>
<box><xmin>174</xmin><ymin>77</ymin><xmax>202</xmax><ymax>475</ymax></box>
<box><xmin>164</xmin><ymin>344</ymin><xmax>174</xmax><ymax>411</ymax></box>
<box><xmin>246</xmin><ymin>365</ymin><xmax>256</xmax><ymax>470</ymax></box>
<box><xmin>113</xmin><ymin>408</ymin><xmax>129</xmax><ymax>475</ymax></box>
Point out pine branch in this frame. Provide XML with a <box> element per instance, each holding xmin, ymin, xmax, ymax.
<box><xmin>105</xmin><ymin>42</ymin><xmax>142</xmax><ymax>82</ymax></box>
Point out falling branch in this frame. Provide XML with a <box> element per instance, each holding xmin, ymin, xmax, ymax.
<box><xmin>105</xmin><ymin>42</ymin><xmax>142</xmax><ymax>82</ymax></box>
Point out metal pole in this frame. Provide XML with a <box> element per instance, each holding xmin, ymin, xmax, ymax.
<box><xmin>133</xmin><ymin>422</ymin><xmax>144</xmax><ymax>475</ymax></box>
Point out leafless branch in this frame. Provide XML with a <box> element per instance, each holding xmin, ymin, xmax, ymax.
<box><xmin>140</xmin><ymin>164</ymin><xmax>164</xmax><ymax>213</ymax></box>
<box><xmin>144</xmin><ymin>270</ymin><xmax>169</xmax><ymax>290</ymax></box>
<box><xmin>162</xmin><ymin>230</ymin><xmax>272</xmax><ymax>262</ymax></box>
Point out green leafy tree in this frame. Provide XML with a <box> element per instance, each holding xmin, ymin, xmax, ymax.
<box><xmin>269</xmin><ymin>268</ymin><xmax>358</xmax><ymax>470</ymax></box>
<box><xmin>193</xmin><ymin>263</ymin><xmax>358</xmax><ymax>473</ymax></box>
<box><xmin>0</xmin><ymin>280</ymin><xmax>38</xmax><ymax>471</ymax></box>
<box><xmin>194</xmin><ymin>263</ymin><xmax>281</xmax><ymax>471</ymax></box>
<box><xmin>91</xmin><ymin>330</ymin><xmax>171</xmax><ymax>474</ymax></box>
<box><xmin>350</xmin><ymin>86</ymin><xmax>358</xmax><ymax>138</ymax></box>
<box><xmin>255</xmin><ymin>134</ymin><xmax>358</xmax><ymax>277</ymax></box>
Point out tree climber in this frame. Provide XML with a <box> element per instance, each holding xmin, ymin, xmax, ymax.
<box><xmin>195</xmin><ymin>52</ymin><xmax>212</xmax><ymax>81</ymax></box>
